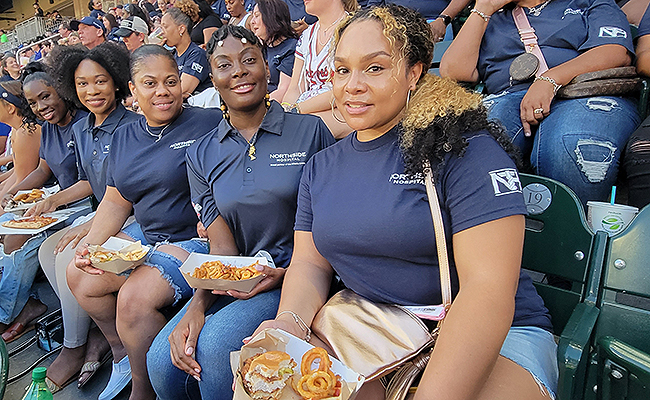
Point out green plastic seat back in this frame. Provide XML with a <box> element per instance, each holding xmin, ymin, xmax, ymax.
<box><xmin>519</xmin><ymin>174</ymin><xmax>594</xmax><ymax>333</ymax></box>
<box><xmin>0</xmin><ymin>337</ymin><xmax>7</xmax><ymax>399</ymax></box>
<box><xmin>591</xmin><ymin>205</ymin><xmax>650</xmax><ymax>400</ymax></box>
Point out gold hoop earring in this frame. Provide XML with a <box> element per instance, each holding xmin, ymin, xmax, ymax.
<box><xmin>331</xmin><ymin>98</ymin><xmax>346</xmax><ymax>124</ymax></box>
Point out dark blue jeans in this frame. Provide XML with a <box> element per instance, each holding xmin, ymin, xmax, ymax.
<box><xmin>146</xmin><ymin>288</ymin><xmax>282</xmax><ymax>400</ymax></box>
<box><xmin>485</xmin><ymin>90</ymin><xmax>640</xmax><ymax>205</ymax></box>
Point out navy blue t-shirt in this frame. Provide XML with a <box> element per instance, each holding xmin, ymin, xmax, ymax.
<box><xmin>187</xmin><ymin>101</ymin><xmax>334</xmax><ymax>268</ymax></box>
<box><xmin>295</xmin><ymin>126</ymin><xmax>553</xmax><ymax>331</ymax></box>
<box><xmin>267</xmin><ymin>38</ymin><xmax>297</xmax><ymax>94</ymax></box>
<box><xmin>74</xmin><ymin>105</ymin><xmax>141</xmax><ymax>202</ymax></box>
<box><xmin>173</xmin><ymin>42</ymin><xmax>212</xmax><ymax>94</ymax></box>
<box><xmin>366</xmin><ymin>0</ymin><xmax>448</xmax><ymax>19</ymax></box>
<box><xmin>107</xmin><ymin>107</ymin><xmax>222</xmax><ymax>243</ymax></box>
<box><xmin>211</xmin><ymin>0</ymin><xmax>256</xmax><ymax>20</ymax></box>
<box><xmin>639</xmin><ymin>5</ymin><xmax>650</xmax><ymax>37</ymax></box>
<box><xmin>478</xmin><ymin>0</ymin><xmax>634</xmax><ymax>94</ymax></box>
<box><xmin>39</xmin><ymin>110</ymin><xmax>88</xmax><ymax>190</ymax></box>
<box><xmin>281</xmin><ymin>0</ymin><xmax>317</xmax><ymax>24</ymax></box>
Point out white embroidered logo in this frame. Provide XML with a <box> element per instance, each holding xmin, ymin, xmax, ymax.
<box><xmin>169</xmin><ymin>139</ymin><xmax>196</xmax><ymax>150</ymax></box>
<box><xmin>599</xmin><ymin>26</ymin><xmax>627</xmax><ymax>39</ymax></box>
<box><xmin>389</xmin><ymin>173</ymin><xmax>424</xmax><ymax>185</ymax></box>
<box><xmin>191</xmin><ymin>62</ymin><xmax>203</xmax><ymax>73</ymax></box>
<box><xmin>489</xmin><ymin>168</ymin><xmax>522</xmax><ymax>196</ymax></box>
<box><xmin>269</xmin><ymin>152</ymin><xmax>308</xmax><ymax>167</ymax></box>
<box><xmin>562</xmin><ymin>8</ymin><xmax>583</xmax><ymax>17</ymax></box>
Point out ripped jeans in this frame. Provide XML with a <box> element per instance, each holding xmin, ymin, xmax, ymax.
<box><xmin>485</xmin><ymin>90</ymin><xmax>640</xmax><ymax>205</ymax></box>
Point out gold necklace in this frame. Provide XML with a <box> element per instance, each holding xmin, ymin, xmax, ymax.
<box><xmin>317</xmin><ymin>13</ymin><xmax>347</xmax><ymax>47</ymax></box>
<box><xmin>244</xmin><ymin>132</ymin><xmax>258</xmax><ymax>160</ymax></box>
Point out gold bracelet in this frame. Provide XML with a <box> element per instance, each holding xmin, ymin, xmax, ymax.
<box><xmin>276</xmin><ymin>310</ymin><xmax>311</xmax><ymax>342</ymax></box>
<box><xmin>470</xmin><ymin>8</ymin><xmax>490</xmax><ymax>23</ymax></box>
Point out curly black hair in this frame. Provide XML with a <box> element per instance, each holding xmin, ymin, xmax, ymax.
<box><xmin>46</xmin><ymin>41</ymin><xmax>131</xmax><ymax>109</ymax></box>
<box><xmin>206</xmin><ymin>24</ymin><xmax>265</xmax><ymax>61</ymax></box>
<box><xmin>20</xmin><ymin>61</ymin><xmax>77</xmax><ymax>125</ymax></box>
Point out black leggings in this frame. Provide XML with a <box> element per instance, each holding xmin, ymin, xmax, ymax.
<box><xmin>623</xmin><ymin>115</ymin><xmax>650</xmax><ymax>209</ymax></box>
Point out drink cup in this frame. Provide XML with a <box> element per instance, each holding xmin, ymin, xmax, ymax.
<box><xmin>587</xmin><ymin>201</ymin><xmax>639</xmax><ymax>236</ymax></box>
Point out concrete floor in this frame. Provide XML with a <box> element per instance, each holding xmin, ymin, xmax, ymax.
<box><xmin>3</xmin><ymin>277</ymin><xmax>130</xmax><ymax>400</ymax></box>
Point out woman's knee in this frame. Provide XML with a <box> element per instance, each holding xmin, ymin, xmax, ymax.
<box><xmin>116</xmin><ymin>268</ymin><xmax>174</xmax><ymax>324</ymax></box>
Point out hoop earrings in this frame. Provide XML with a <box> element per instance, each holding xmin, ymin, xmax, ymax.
<box><xmin>331</xmin><ymin>98</ymin><xmax>346</xmax><ymax>124</ymax></box>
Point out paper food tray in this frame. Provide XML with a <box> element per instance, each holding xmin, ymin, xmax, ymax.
<box><xmin>0</xmin><ymin>205</ymin><xmax>85</xmax><ymax>235</ymax></box>
<box><xmin>230</xmin><ymin>328</ymin><xmax>364</xmax><ymax>400</ymax></box>
<box><xmin>88</xmin><ymin>237</ymin><xmax>150</xmax><ymax>274</ymax></box>
<box><xmin>179</xmin><ymin>254</ymin><xmax>270</xmax><ymax>293</ymax></box>
<box><xmin>4</xmin><ymin>186</ymin><xmax>60</xmax><ymax>214</ymax></box>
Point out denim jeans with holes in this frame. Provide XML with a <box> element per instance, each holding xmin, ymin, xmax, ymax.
<box><xmin>484</xmin><ymin>90</ymin><xmax>640</xmax><ymax>206</ymax></box>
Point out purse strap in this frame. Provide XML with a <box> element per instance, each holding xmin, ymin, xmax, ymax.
<box><xmin>424</xmin><ymin>167</ymin><xmax>452</xmax><ymax>310</ymax></box>
<box><xmin>512</xmin><ymin>6</ymin><xmax>549</xmax><ymax>77</ymax></box>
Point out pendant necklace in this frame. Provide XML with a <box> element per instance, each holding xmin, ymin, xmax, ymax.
<box><xmin>317</xmin><ymin>13</ymin><xmax>347</xmax><ymax>47</ymax></box>
<box><xmin>528</xmin><ymin>0</ymin><xmax>552</xmax><ymax>17</ymax></box>
<box><xmin>145</xmin><ymin>123</ymin><xmax>170</xmax><ymax>142</ymax></box>
<box><xmin>244</xmin><ymin>132</ymin><xmax>258</xmax><ymax>160</ymax></box>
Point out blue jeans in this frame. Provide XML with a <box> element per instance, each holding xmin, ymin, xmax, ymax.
<box><xmin>485</xmin><ymin>90</ymin><xmax>641</xmax><ymax>205</ymax></box>
<box><xmin>147</xmin><ymin>288</ymin><xmax>282</xmax><ymax>400</ymax></box>
<box><xmin>0</xmin><ymin>232</ymin><xmax>48</xmax><ymax>324</ymax></box>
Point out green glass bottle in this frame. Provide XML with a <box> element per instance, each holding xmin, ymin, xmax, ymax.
<box><xmin>21</xmin><ymin>367</ymin><xmax>53</xmax><ymax>400</ymax></box>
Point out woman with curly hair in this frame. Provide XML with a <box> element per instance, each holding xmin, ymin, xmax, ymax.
<box><xmin>20</xmin><ymin>42</ymin><xmax>142</xmax><ymax>395</ymax></box>
<box><xmin>162</xmin><ymin>0</ymin><xmax>213</xmax><ymax>98</ymax></box>
<box><xmin>67</xmin><ymin>44</ymin><xmax>222</xmax><ymax>400</ymax></box>
<box><xmin>281</xmin><ymin>0</ymin><xmax>358</xmax><ymax>139</ymax></box>
<box><xmin>252</xmin><ymin>5</ymin><xmax>557</xmax><ymax>399</ymax></box>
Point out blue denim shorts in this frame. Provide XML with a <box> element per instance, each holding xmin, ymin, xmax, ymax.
<box><xmin>121</xmin><ymin>222</ymin><xmax>209</xmax><ymax>305</ymax></box>
<box><xmin>500</xmin><ymin>326</ymin><xmax>559</xmax><ymax>399</ymax></box>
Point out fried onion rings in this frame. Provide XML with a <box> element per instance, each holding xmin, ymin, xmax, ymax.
<box><xmin>294</xmin><ymin>347</ymin><xmax>341</xmax><ymax>399</ymax></box>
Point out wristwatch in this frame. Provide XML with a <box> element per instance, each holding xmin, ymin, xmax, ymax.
<box><xmin>438</xmin><ymin>14</ymin><xmax>452</xmax><ymax>26</ymax></box>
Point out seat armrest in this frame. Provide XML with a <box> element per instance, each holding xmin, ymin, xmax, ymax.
<box><xmin>557</xmin><ymin>302</ymin><xmax>600</xmax><ymax>400</ymax></box>
<box><xmin>598</xmin><ymin>336</ymin><xmax>650</xmax><ymax>381</ymax></box>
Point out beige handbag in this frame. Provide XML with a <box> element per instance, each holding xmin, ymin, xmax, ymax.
<box><xmin>312</xmin><ymin>167</ymin><xmax>452</xmax><ymax>400</ymax></box>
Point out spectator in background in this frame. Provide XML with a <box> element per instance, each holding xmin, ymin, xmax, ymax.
<box><xmin>161</xmin><ymin>0</ymin><xmax>213</xmax><ymax>97</ymax></box>
<box><xmin>34</xmin><ymin>2</ymin><xmax>44</xmax><ymax>17</ymax></box>
<box><xmin>366</xmin><ymin>0</ymin><xmax>470</xmax><ymax>42</ymax></box>
<box><xmin>30</xmin><ymin>43</ymin><xmax>42</xmax><ymax>62</ymax></box>
<box><xmin>211</xmin><ymin>0</ymin><xmax>254</xmax><ymax>22</ymax></box>
<box><xmin>1</xmin><ymin>55</ymin><xmax>21</xmax><ymax>82</ymax></box>
<box><xmin>89</xmin><ymin>0</ymin><xmax>106</xmax><ymax>19</ymax></box>
<box><xmin>67</xmin><ymin>32</ymin><xmax>81</xmax><ymax>45</ymax></box>
<box><xmin>20</xmin><ymin>48</ymin><xmax>34</xmax><ymax>66</ymax></box>
<box><xmin>124</xmin><ymin>2</ymin><xmax>154</xmax><ymax>32</ymax></box>
<box><xmin>225</xmin><ymin>0</ymin><xmax>252</xmax><ymax>27</ymax></box>
<box><xmin>441</xmin><ymin>0</ymin><xmax>640</xmax><ymax>206</ymax></box>
<box><xmin>191</xmin><ymin>0</ymin><xmax>223</xmax><ymax>46</ymax></box>
<box><xmin>282</xmin><ymin>0</ymin><xmax>358</xmax><ymax>139</ymax></box>
<box><xmin>0</xmin><ymin>30</ymin><xmax>7</xmax><ymax>44</ymax></box>
<box><xmin>58</xmin><ymin>20</ymin><xmax>73</xmax><ymax>39</ymax></box>
<box><xmin>113</xmin><ymin>5</ymin><xmax>125</xmax><ymax>21</ymax></box>
<box><xmin>71</xmin><ymin>16</ymin><xmax>107</xmax><ymax>50</ymax></box>
<box><xmin>622</xmin><ymin>4</ymin><xmax>650</xmax><ymax>208</ymax></box>
<box><xmin>102</xmin><ymin>13</ymin><xmax>120</xmax><ymax>41</ymax></box>
<box><xmin>250</xmin><ymin>0</ymin><xmax>298</xmax><ymax>101</ymax></box>
<box><xmin>115</xmin><ymin>16</ymin><xmax>149</xmax><ymax>52</ymax></box>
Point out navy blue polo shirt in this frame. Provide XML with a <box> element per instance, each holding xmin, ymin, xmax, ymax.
<box><xmin>173</xmin><ymin>42</ymin><xmax>212</xmax><ymax>94</ymax></box>
<box><xmin>366</xmin><ymin>0</ymin><xmax>448</xmax><ymax>19</ymax></box>
<box><xmin>295</xmin><ymin>126</ymin><xmax>553</xmax><ymax>332</ymax></box>
<box><xmin>74</xmin><ymin>104</ymin><xmax>142</xmax><ymax>202</ymax></box>
<box><xmin>639</xmin><ymin>5</ymin><xmax>650</xmax><ymax>37</ymax></box>
<box><xmin>186</xmin><ymin>101</ymin><xmax>334</xmax><ymax>268</ymax></box>
<box><xmin>267</xmin><ymin>38</ymin><xmax>297</xmax><ymax>94</ymax></box>
<box><xmin>39</xmin><ymin>110</ymin><xmax>88</xmax><ymax>190</ymax></box>
<box><xmin>107</xmin><ymin>107</ymin><xmax>222</xmax><ymax>243</ymax></box>
<box><xmin>478</xmin><ymin>0</ymin><xmax>634</xmax><ymax>94</ymax></box>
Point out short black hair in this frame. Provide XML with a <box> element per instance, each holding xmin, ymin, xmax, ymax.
<box><xmin>206</xmin><ymin>25</ymin><xmax>264</xmax><ymax>61</ymax></box>
<box><xmin>130</xmin><ymin>44</ymin><xmax>178</xmax><ymax>78</ymax></box>
<box><xmin>255</xmin><ymin>0</ymin><xmax>297</xmax><ymax>44</ymax></box>
<box><xmin>47</xmin><ymin>41</ymin><xmax>131</xmax><ymax>108</ymax></box>
<box><xmin>194</xmin><ymin>0</ymin><xmax>219</xmax><ymax>20</ymax></box>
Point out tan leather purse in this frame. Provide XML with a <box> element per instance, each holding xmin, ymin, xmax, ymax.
<box><xmin>312</xmin><ymin>167</ymin><xmax>452</xmax><ymax>400</ymax></box>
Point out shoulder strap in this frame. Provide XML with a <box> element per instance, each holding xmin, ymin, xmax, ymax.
<box><xmin>424</xmin><ymin>167</ymin><xmax>452</xmax><ymax>310</ymax></box>
<box><xmin>512</xmin><ymin>6</ymin><xmax>549</xmax><ymax>76</ymax></box>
